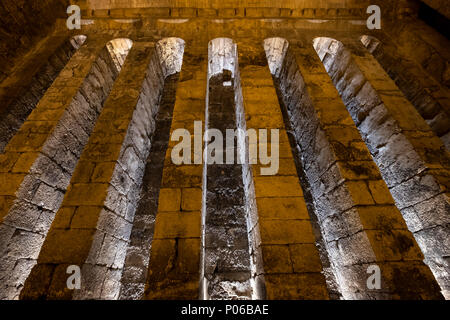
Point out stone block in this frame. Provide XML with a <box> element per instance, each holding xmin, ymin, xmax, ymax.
<box><xmin>38</xmin><ymin>228</ymin><xmax>96</xmax><ymax>264</ymax></box>
<box><xmin>11</xmin><ymin>152</ymin><xmax>39</xmax><ymax>173</ymax></box>
<box><xmin>158</xmin><ymin>188</ymin><xmax>182</xmax><ymax>212</ymax></box>
<box><xmin>153</xmin><ymin>211</ymin><xmax>200</xmax><ymax>239</ymax></box>
<box><xmin>70</xmin><ymin>206</ymin><xmax>102</xmax><ymax>229</ymax></box>
<box><xmin>63</xmin><ymin>183</ymin><xmax>109</xmax><ymax>206</ymax></box>
<box><xmin>256</xmin><ymin>197</ymin><xmax>309</xmax><ymax>220</ymax></box>
<box><xmin>0</xmin><ymin>173</ymin><xmax>25</xmax><ymax>196</ymax></box>
<box><xmin>259</xmin><ymin>219</ymin><xmax>315</xmax><ymax>244</ymax></box>
<box><xmin>264</xmin><ymin>273</ymin><xmax>329</xmax><ymax>299</ymax></box>
<box><xmin>346</xmin><ymin>181</ymin><xmax>375</xmax><ymax>205</ymax></box>
<box><xmin>290</xmin><ymin>243</ymin><xmax>323</xmax><ymax>273</ymax></box>
<box><xmin>368</xmin><ymin>180</ymin><xmax>395</xmax><ymax>204</ymax></box>
<box><xmin>0</xmin><ymin>152</ymin><xmax>20</xmax><ymax>172</ymax></box>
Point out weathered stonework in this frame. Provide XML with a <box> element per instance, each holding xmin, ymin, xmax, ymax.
<box><xmin>268</xmin><ymin>37</ymin><xmax>443</xmax><ymax>299</ymax></box>
<box><xmin>240</xmin><ymin>41</ymin><xmax>330</xmax><ymax>300</ymax></box>
<box><xmin>0</xmin><ymin>0</ymin><xmax>448</xmax><ymax>300</ymax></box>
<box><xmin>19</xmin><ymin>39</ymin><xmax>181</xmax><ymax>299</ymax></box>
<box><xmin>313</xmin><ymin>37</ymin><xmax>450</xmax><ymax>298</ymax></box>
<box><xmin>119</xmin><ymin>73</ymin><xmax>180</xmax><ymax>300</ymax></box>
<box><xmin>360</xmin><ymin>34</ymin><xmax>450</xmax><ymax>149</ymax></box>
<box><xmin>200</xmin><ymin>38</ymin><xmax>253</xmax><ymax>300</ymax></box>
<box><xmin>0</xmin><ymin>35</ymin><xmax>87</xmax><ymax>153</ymax></box>
<box><xmin>0</xmin><ymin>36</ymin><xmax>121</xmax><ymax>300</ymax></box>
<box><xmin>144</xmin><ymin>44</ymin><xmax>205</xmax><ymax>300</ymax></box>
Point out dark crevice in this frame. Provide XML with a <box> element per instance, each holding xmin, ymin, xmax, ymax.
<box><xmin>0</xmin><ymin>36</ymin><xmax>86</xmax><ymax>153</ymax></box>
<box><xmin>418</xmin><ymin>1</ymin><xmax>450</xmax><ymax>40</ymax></box>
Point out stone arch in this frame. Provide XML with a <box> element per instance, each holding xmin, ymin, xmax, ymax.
<box><xmin>0</xmin><ymin>35</ymin><xmax>88</xmax><ymax>152</ymax></box>
<box><xmin>313</xmin><ymin>36</ymin><xmax>450</xmax><ymax>298</ymax></box>
<box><xmin>0</xmin><ymin>37</ymin><xmax>133</xmax><ymax>300</ymax></box>
<box><xmin>360</xmin><ymin>35</ymin><xmax>450</xmax><ymax>149</ymax></box>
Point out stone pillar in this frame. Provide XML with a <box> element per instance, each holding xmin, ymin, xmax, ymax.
<box><xmin>0</xmin><ymin>36</ymin><xmax>118</xmax><ymax>300</ymax></box>
<box><xmin>0</xmin><ymin>35</ymin><xmax>87</xmax><ymax>153</ymax></box>
<box><xmin>360</xmin><ymin>35</ymin><xmax>450</xmax><ymax>149</ymax></box>
<box><xmin>119</xmin><ymin>74</ymin><xmax>180</xmax><ymax>300</ymax></box>
<box><xmin>201</xmin><ymin>38</ymin><xmax>252</xmax><ymax>300</ymax></box>
<box><xmin>267</xmin><ymin>37</ymin><xmax>443</xmax><ymax>299</ymax></box>
<box><xmin>20</xmin><ymin>41</ymin><xmax>170</xmax><ymax>300</ymax></box>
<box><xmin>316</xmin><ymin>37</ymin><xmax>449</xmax><ymax>298</ymax></box>
<box><xmin>239</xmin><ymin>41</ymin><xmax>329</xmax><ymax>300</ymax></box>
<box><xmin>144</xmin><ymin>46</ymin><xmax>205</xmax><ymax>300</ymax></box>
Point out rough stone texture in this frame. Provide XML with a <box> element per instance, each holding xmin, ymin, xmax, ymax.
<box><xmin>0</xmin><ymin>35</ymin><xmax>87</xmax><ymax>153</ymax></box>
<box><xmin>144</xmin><ymin>45</ymin><xmax>205</xmax><ymax>300</ymax></box>
<box><xmin>388</xmin><ymin>20</ymin><xmax>450</xmax><ymax>89</ymax></box>
<box><xmin>239</xmin><ymin>41</ymin><xmax>330</xmax><ymax>300</ymax></box>
<box><xmin>0</xmin><ymin>0</ymin><xmax>70</xmax><ymax>84</ymax></box>
<box><xmin>119</xmin><ymin>74</ymin><xmax>179</xmax><ymax>300</ymax></box>
<box><xmin>19</xmin><ymin>40</ymin><xmax>173</xmax><ymax>300</ymax></box>
<box><xmin>0</xmin><ymin>37</ymin><xmax>121</xmax><ymax>300</ymax></box>
<box><xmin>360</xmin><ymin>35</ymin><xmax>450</xmax><ymax>149</ymax></box>
<box><xmin>268</xmin><ymin>37</ymin><xmax>443</xmax><ymax>299</ymax></box>
<box><xmin>0</xmin><ymin>1</ymin><xmax>448</xmax><ymax>301</ymax></box>
<box><xmin>200</xmin><ymin>38</ymin><xmax>252</xmax><ymax>300</ymax></box>
<box><xmin>314</xmin><ymin>36</ymin><xmax>450</xmax><ymax>299</ymax></box>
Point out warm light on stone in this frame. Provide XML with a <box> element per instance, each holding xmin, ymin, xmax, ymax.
<box><xmin>0</xmin><ymin>0</ymin><xmax>448</xmax><ymax>301</ymax></box>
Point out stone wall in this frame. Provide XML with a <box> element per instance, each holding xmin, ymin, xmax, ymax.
<box><xmin>19</xmin><ymin>38</ymin><xmax>185</xmax><ymax>300</ymax></box>
<box><xmin>0</xmin><ymin>37</ymin><xmax>122</xmax><ymax>300</ymax></box>
<box><xmin>269</xmin><ymin>37</ymin><xmax>442</xmax><ymax>299</ymax></box>
<box><xmin>119</xmin><ymin>73</ymin><xmax>179</xmax><ymax>300</ymax></box>
<box><xmin>144</xmin><ymin>44</ymin><xmax>205</xmax><ymax>300</ymax></box>
<box><xmin>361</xmin><ymin>35</ymin><xmax>450</xmax><ymax>149</ymax></box>
<box><xmin>201</xmin><ymin>38</ymin><xmax>252</xmax><ymax>300</ymax></box>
